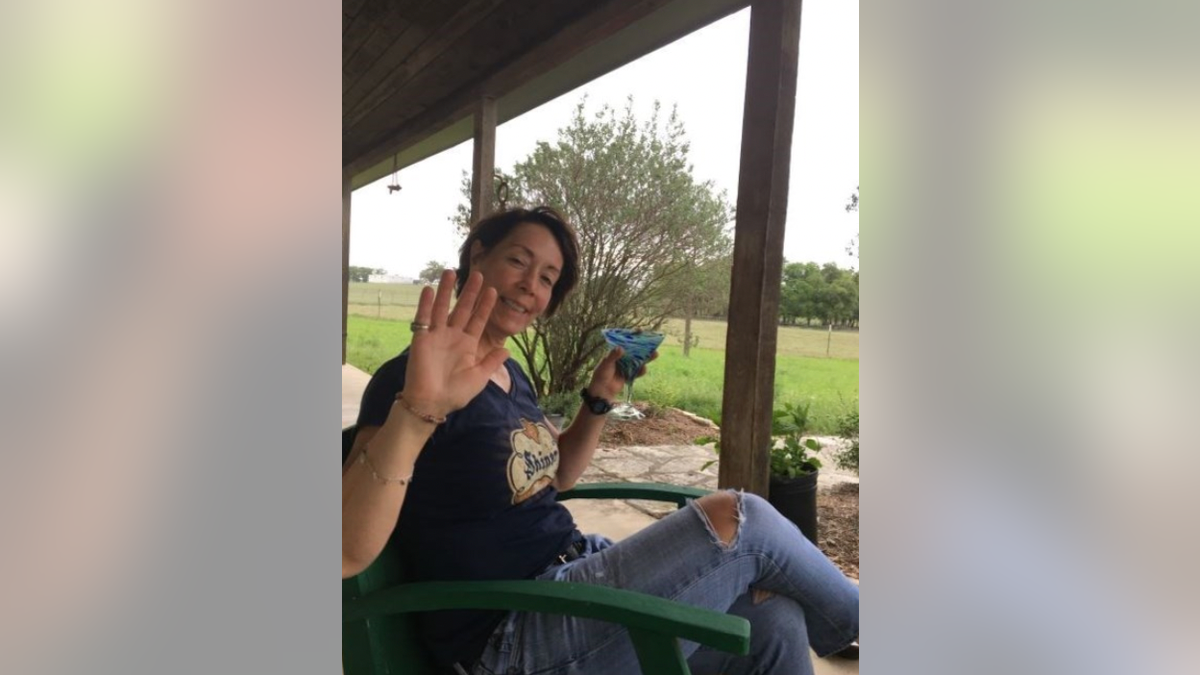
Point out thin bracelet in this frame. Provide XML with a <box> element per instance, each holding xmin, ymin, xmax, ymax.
<box><xmin>356</xmin><ymin>446</ymin><xmax>413</xmax><ymax>486</ymax></box>
<box><xmin>395</xmin><ymin>392</ymin><xmax>448</xmax><ymax>425</ymax></box>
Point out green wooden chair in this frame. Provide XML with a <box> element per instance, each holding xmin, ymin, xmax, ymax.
<box><xmin>342</xmin><ymin>425</ymin><xmax>750</xmax><ymax>675</ymax></box>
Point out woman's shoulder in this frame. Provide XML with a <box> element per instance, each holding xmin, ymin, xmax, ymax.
<box><xmin>371</xmin><ymin>350</ymin><xmax>412</xmax><ymax>383</ymax></box>
<box><xmin>358</xmin><ymin>350</ymin><xmax>411</xmax><ymax>421</ymax></box>
<box><xmin>505</xmin><ymin>358</ymin><xmax>539</xmax><ymax>393</ymax></box>
<box><xmin>504</xmin><ymin>356</ymin><xmax>532</xmax><ymax>380</ymax></box>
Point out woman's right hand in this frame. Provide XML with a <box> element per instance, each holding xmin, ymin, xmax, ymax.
<box><xmin>399</xmin><ymin>269</ymin><xmax>508</xmax><ymax>418</ymax></box>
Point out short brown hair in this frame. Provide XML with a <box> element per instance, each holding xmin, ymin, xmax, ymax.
<box><xmin>456</xmin><ymin>206</ymin><xmax>580</xmax><ymax>318</ymax></box>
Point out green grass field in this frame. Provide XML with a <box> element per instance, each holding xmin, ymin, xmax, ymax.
<box><xmin>633</xmin><ymin>344</ymin><xmax>858</xmax><ymax>432</ymax></box>
<box><xmin>659</xmin><ymin>317</ymin><xmax>859</xmax><ymax>360</ymax></box>
<box><xmin>347</xmin><ymin>282</ymin><xmax>425</xmax><ymax>321</ymax></box>
<box><xmin>346</xmin><ymin>287</ymin><xmax>859</xmax><ymax>434</ymax></box>
<box><xmin>347</xmin><ymin>284</ymin><xmax>859</xmax><ymax>359</ymax></box>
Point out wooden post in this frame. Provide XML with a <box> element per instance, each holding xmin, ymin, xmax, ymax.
<box><xmin>470</xmin><ymin>96</ymin><xmax>497</xmax><ymax>223</ymax></box>
<box><xmin>718</xmin><ymin>0</ymin><xmax>803</xmax><ymax>496</ymax></box>
<box><xmin>342</xmin><ymin>172</ymin><xmax>352</xmax><ymax>365</ymax></box>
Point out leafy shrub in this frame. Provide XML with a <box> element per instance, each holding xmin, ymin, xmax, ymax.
<box><xmin>834</xmin><ymin>403</ymin><xmax>859</xmax><ymax>474</ymax></box>
<box><xmin>642</xmin><ymin>401</ymin><xmax>669</xmax><ymax>419</ymax></box>
<box><xmin>539</xmin><ymin>391</ymin><xmax>580</xmax><ymax>423</ymax></box>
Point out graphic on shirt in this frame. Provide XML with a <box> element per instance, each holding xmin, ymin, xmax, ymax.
<box><xmin>506</xmin><ymin>418</ymin><xmax>559</xmax><ymax>504</ymax></box>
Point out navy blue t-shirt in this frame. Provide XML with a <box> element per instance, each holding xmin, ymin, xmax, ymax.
<box><xmin>356</xmin><ymin>351</ymin><xmax>578</xmax><ymax>666</ymax></box>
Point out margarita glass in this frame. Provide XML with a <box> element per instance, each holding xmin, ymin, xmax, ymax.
<box><xmin>601</xmin><ymin>328</ymin><xmax>665</xmax><ymax>420</ymax></box>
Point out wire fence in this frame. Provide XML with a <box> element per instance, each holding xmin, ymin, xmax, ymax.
<box><xmin>347</xmin><ymin>283</ymin><xmax>425</xmax><ymax>319</ymax></box>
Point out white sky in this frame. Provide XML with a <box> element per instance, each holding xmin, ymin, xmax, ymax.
<box><xmin>350</xmin><ymin>2</ymin><xmax>858</xmax><ymax>279</ymax></box>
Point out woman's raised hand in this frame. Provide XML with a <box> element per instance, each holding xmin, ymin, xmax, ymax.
<box><xmin>585</xmin><ymin>347</ymin><xmax>658</xmax><ymax>402</ymax></box>
<box><xmin>400</xmin><ymin>269</ymin><xmax>507</xmax><ymax>418</ymax></box>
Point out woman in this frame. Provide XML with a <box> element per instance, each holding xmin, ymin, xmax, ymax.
<box><xmin>342</xmin><ymin>206</ymin><xmax>859</xmax><ymax>674</ymax></box>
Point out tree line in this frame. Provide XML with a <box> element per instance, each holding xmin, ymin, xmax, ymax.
<box><xmin>348</xmin><ymin>266</ymin><xmax>386</xmax><ymax>283</ymax></box>
<box><xmin>653</xmin><ymin>257</ymin><xmax>859</xmax><ymax>331</ymax></box>
<box><xmin>780</xmin><ymin>261</ymin><xmax>858</xmax><ymax>328</ymax></box>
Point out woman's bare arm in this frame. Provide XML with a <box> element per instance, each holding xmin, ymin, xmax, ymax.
<box><xmin>553</xmin><ymin>348</ymin><xmax>656</xmax><ymax>491</ymax></box>
<box><xmin>341</xmin><ymin>270</ymin><xmax>507</xmax><ymax>578</ymax></box>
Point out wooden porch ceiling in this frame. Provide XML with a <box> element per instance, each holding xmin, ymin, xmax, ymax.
<box><xmin>343</xmin><ymin>0</ymin><xmax>751</xmax><ymax>190</ymax></box>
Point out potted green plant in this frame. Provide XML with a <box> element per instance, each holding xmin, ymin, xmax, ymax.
<box><xmin>538</xmin><ymin>391</ymin><xmax>580</xmax><ymax>431</ymax></box>
<box><xmin>695</xmin><ymin>401</ymin><xmax>823</xmax><ymax>544</ymax></box>
<box><xmin>767</xmin><ymin>402</ymin><xmax>823</xmax><ymax>544</ymax></box>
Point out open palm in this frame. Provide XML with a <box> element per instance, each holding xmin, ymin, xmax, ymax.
<box><xmin>401</xmin><ymin>270</ymin><xmax>509</xmax><ymax>417</ymax></box>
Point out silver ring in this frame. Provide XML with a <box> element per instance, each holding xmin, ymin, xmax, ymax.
<box><xmin>410</xmin><ymin>322</ymin><xmax>431</xmax><ymax>333</ymax></box>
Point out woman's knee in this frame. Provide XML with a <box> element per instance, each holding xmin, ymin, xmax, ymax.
<box><xmin>739</xmin><ymin>491</ymin><xmax>771</xmax><ymax>513</ymax></box>
<box><xmin>693</xmin><ymin>491</ymin><xmax>743</xmax><ymax>547</ymax></box>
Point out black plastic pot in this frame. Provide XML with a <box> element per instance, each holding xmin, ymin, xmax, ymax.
<box><xmin>768</xmin><ymin>470</ymin><xmax>819</xmax><ymax>545</ymax></box>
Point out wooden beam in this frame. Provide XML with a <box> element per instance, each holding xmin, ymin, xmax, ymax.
<box><xmin>472</xmin><ymin>0</ymin><xmax>669</xmax><ymax>106</ymax></box>
<box><xmin>342</xmin><ymin>172</ymin><xmax>352</xmax><ymax>365</ymax></box>
<box><xmin>471</xmin><ymin>96</ymin><xmax>497</xmax><ymax>223</ymax></box>
<box><xmin>718</xmin><ymin>0</ymin><xmax>802</xmax><ymax>495</ymax></box>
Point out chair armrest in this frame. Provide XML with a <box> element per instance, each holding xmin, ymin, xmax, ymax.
<box><xmin>557</xmin><ymin>482</ymin><xmax>711</xmax><ymax>508</ymax></box>
<box><xmin>343</xmin><ymin>579</ymin><xmax>749</xmax><ymax>656</ymax></box>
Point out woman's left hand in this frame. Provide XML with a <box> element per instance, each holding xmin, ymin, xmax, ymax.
<box><xmin>585</xmin><ymin>347</ymin><xmax>658</xmax><ymax>402</ymax></box>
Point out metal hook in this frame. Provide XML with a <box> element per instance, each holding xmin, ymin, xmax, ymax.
<box><xmin>494</xmin><ymin>173</ymin><xmax>509</xmax><ymax>210</ymax></box>
<box><xmin>387</xmin><ymin>154</ymin><xmax>401</xmax><ymax>193</ymax></box>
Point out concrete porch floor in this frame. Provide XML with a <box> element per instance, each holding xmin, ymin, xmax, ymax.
<box><xmin>343</xmin><ymin>364</ymin><xmax>859</xmax><ymax>673</ymax></box>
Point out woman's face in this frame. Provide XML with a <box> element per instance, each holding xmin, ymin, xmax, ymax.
<box><xmin>470</xmin><ymin>221</ymin><xmax>565</xmax><ymax>339</ymax></box>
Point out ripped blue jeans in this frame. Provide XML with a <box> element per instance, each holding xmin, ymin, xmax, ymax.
<box><xmin>468</xmin><ymin>491</ymin><xmax>859</xmax><ymax>675</ymax></box>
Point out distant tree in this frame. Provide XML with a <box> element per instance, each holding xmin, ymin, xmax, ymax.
<box><xmin>832</xmin><ymin>273</ymin><xmax>859</xmax><ymax>327</ymax></box>
<box><xmin>452</xmin><ymin>97</ymin><xmax>733</xmax><ymax>396</ymax></box>
<box><xmin>348</xmin><ymin>265</ymin><xmax>382</xmax><ymax>283</ymax></box>
<box><xmin>845</xmin><ymin>185</ymin><xmax>859</xmax><ymax>261</ymax></box>
<box><xmin>779</xmin><ymin>261</ymin><xmax>821</xmax><ymax>326</ymax></box>
<box><xmin>418</xmin><ymin>260</ymin><xmax>446</xmax><ymax>284</ymax></box>
<box><xmin>658</xmin><ymin>254</ymin><xmax>733</xmax><ymax>356</ymax></box>
<box><xmin>815</xmin><ymin>263</ymin><xmax>857</xmax><ymax>327</ymax></box>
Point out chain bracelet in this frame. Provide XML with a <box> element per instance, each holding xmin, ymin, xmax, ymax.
<box><xmin>395</xmin><ymin>392</ymin><xmax>448</xmax><ymax>425</ymax></box>
<box><xmin>356</xmin><ymin>446</ymin><xmax>413</xmax><ymax>487</ymax></box>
